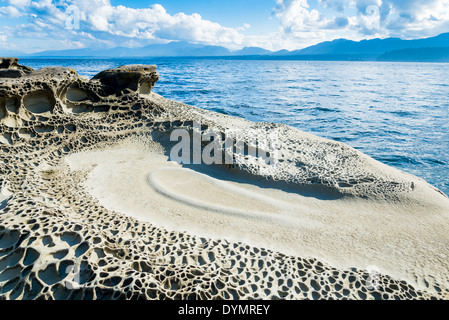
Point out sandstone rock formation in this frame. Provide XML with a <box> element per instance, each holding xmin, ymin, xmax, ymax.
<box><xmin>0</xmin><ymin>58</ymin><xmax>448</xmax><ymax>300</ymax></box>
<box><xmin>0</xmin><ymin>58</ymin><xmax>33</xmax><ymax>78</ymax></box>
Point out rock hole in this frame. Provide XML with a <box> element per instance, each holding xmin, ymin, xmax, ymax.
<box><xmin>139</xmin><ymin>82</ymin><xmax>153</xmax><ymax>95</ymax></box>
<box><xmin>60</xmin><ymin>232</ymin><xmax>82</xmax><ymax>246</ymax></box>
<box><xmin>66</xmin><ymin>87</ymin><xmax>89</xmax><ymax>102</ymax></box>
<box><xmin>67</xmin><ymin>103</ymin><xmax>94</xmax><ymax>114</ymax></box>
<box><xmin>38</xmin><ymin>263</ymin><xmax>63</xmax><ymax>286</ymax></box>
<box><xmin>0</xmin><ymin>100</ymin><xmax>6</xmax><ymax>119</ymax></box>
<box><xmin>0</xmin><ymin>230</ymin><xmax>20</xmax><ymax>249</ymax></box>
<box><xmin>23</xmin><ymin>248</ymin><xmax>40</xmax><ymax>266</ymax></box>
<box><xmin>52</xmin><ymin>249</ymin><xmax>69</xmax><ymax>260</ymax></box>
<box><xmin>0</xmin><ymin>133</ymin><xmax>13</xmax><ymax>145</ymax></box>
<box><xmin>5</xmin><ymin>97</ymin><xmax>19</xmax><ymax>114</ymax></box>
<box><xmin>18</xmin><ymin>128</ymin><xmax>35</xmax><ymax>139</ymax></box>
<box><xmin>34</xmin><ymin>125</ymin><xmax>54</xmax><ymax>133</ymax></box>
<box><xmin>23</xmin><ymin>90</ymin><xmax>55</xmax><ymax>114</ymax></box>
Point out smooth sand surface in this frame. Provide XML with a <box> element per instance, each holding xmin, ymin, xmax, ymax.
<box><xmin>66</xmin><ymin>140</ymin><xmax>449</xmax><ymax>293</ymax></box>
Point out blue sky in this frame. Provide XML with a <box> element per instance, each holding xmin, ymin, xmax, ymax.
<box><xmin>1</xmin><ymin>0</ymin><xmax>449</xmax><ymax>53</ymax></box>
<box><xmin>110</xmin><ymin>0</ymin><xmax>279</xmax><ymax>32</ymax></box>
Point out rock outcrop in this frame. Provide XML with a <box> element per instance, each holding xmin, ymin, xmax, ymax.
<box><xmin>0</xmin><ymin>58</ymin><xmax>34</xmax><ymax>78</ymax></box>
<box><xmin>0</xmin><ymin>58</ymin><xmax>448</xmax><ymax>300</ymax></box>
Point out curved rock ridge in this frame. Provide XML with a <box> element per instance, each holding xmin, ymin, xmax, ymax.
<box><xmin>0</xmin><ymin>58</ymin><xmax>448</xmax><ymax>300</ymax></box>
<box><xmin>0</xmin><ymin>58</ymin><xmax>34</xmax><ymax>78</ymax></box>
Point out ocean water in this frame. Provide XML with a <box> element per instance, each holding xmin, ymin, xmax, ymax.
<box><xmin>21</xmin><ymin>58</ymin><xmax>449</xmax><ymax>195</ymax></box>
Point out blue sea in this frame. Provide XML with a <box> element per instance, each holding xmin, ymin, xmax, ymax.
<box><xmin>21</xmin><ymin>58</ymin><xmax>449</xmax><ymax>195</ymax></box>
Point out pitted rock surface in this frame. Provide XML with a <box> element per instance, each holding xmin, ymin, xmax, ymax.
<box><xmin>0</xmin><ymin>58</ymin><xmax>448</xmax><ymax>300</ymax></box>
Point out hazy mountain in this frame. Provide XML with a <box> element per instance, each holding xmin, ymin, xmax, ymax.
<box><xmin>290</xmin><ymin>33</ymin><xmax>449</xmax><ymax>58</ymax></box>
<box><xmin>15</xmin><ymin>46</ymin><xmax>132</xmax><ymax>57</ymax></box>
<box><xmin>378</xmin><ymin>47</ymin><xmax>449</xmax><ymax>62</ymax></box>
<box><xmin>27</xmin><ymin>41</ymin><xmax>232</xmax><ymax>57</ymax></box>
<box><xmin>139</xmin><ymin>41</ymin><xmax>231</xmax><ymax>57</ymax></box>
<box><xmin>8</xmin><ymin>32</ymin><xmax>449</xmax><ymax>62</ymax></box>
<box><xmin>232</xmin><ymin>47</ymin><xmax>273</xmax><ymax>55</ymax></box>
<box><xmin>272</xmin><ymin>49</ymin><xmax>291</xmax><ymax>56</ymax></box>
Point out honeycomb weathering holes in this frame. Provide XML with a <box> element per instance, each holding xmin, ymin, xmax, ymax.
<box><xmin>23</xmin><ymin>90</ymin><xmax>56</xmax><ymax>114</ymax></box>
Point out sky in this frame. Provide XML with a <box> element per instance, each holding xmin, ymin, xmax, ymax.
<box><xmin>0</xmin><ymin>0</ymin><xmax>449</xmax><ymax>53</ymax></box>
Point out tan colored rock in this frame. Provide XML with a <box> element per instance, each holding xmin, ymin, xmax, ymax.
<box><xmin>0</xmin><ymin>58</ymin><xmax>33</xmax><ymax>78</ymax></box>
<box><xmin>0</xmin><ymin>58</ymin><xmax>448</xmax><ymax>300</ymax></box>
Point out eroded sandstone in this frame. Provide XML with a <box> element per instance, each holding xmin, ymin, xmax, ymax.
<box><xmin>0</xmin><ymin>58</ymin><xmax>448</xmax><ymax>300</ymax></box>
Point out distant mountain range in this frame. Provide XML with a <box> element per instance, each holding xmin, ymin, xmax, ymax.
<box><xmin>378</xmin><ymin>47</ymin><xmax>449</xmax><ymax>62</ymax></box>
<box><xmin>3</xmin><ymin>32</ymin><xmax>449</xmax><ymax>62</ymax></box>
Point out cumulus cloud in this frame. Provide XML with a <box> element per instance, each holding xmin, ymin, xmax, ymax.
<box><xmin>274</xmin><ymin>0</ymin><xmax>330</xmax><ymax>33</ymax></box>
<box><xmin>0</xmin><ymin>0</ymin><xmax>245</xmax><ymax>51</ymax></box>
<box><xmin>352</xmin><ymin>0</ymin><xmax>449</xmax><ymax>38</ymax></box>
<box><xmin>8</xmin><ymin>0</ymin><xmax>30</xmax><ymax>6</ymax></box>
<box><xmin>270</xmin><ymin>0</ymin><xmax>449</xmax><ymax>49</ymax></box>
<box><xmin>270</xmin><ymin>0</ymin><xmax>360</xmax><ymax>49</ymax></box>
<box><xmin>319</xmin><ymin>0</ymin><xmax>345</xmax><ymax>13</ymax></box>
<box><xmin>0</xmin><ymin>5</ymin><xmax>22</xmax><ymax>17</ymax></box>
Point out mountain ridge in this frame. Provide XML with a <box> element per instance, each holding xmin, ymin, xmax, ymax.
<box><xmin>3</xmin><ymin>32</ymin><xmax>449</xmax><ymax>61</ymax></box>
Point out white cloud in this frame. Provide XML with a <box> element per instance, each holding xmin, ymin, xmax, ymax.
<box><xmin>351</xmin><ymin>0</ymin><xmax>449</xmax><ymax>38</ymax></box>
<box><xmin>270</xmin><ymin>0</ymin><xmax>359</xmax><ymax>49</ymax></box>
<box><xmin>274</xmin><ymin>0</ymin><xmax>330</xmax><ymax>33</ymax></box>
<box><xmin>1</xmin><ymin>0</ymin><xmax>449</xmax><ymax>52</ymax></box>
<box><xmin>0</xmin><ymin>5</ymin><xmax>22</xmax><ymax>17</ymax></box>
<box><xmin>7</xmin><ymin>0</ymin><xmax>31</xmax><ymax>8</ymax></box>
<box><xmin>0</xmin><ymin>0</ymin><xmax>245</xmax><ymax>50</ymax></box>
<box><xmin>269</xmin><ymin>0</ymin><xmax>449</xmax><ymax>50</ymax></box>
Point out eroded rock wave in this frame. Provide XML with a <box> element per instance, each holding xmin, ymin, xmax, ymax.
<box><xmin>0</xmin><ymin>58</ymin><xmax>448</xmax><ymax>300</ymax></box>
